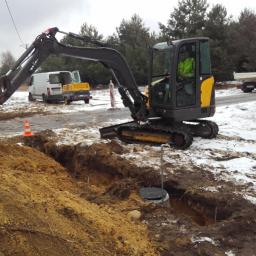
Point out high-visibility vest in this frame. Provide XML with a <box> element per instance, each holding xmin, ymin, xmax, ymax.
<box><xmin>178</xmin><ymin>58</ymin><xmax>195</xmax><ymax>78</ymax></box>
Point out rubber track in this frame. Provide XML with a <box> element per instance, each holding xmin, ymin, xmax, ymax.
<box><xmin>117</xmin><ymin>122</ymin><xmax>193</xmax><ymax>150</ymax></box>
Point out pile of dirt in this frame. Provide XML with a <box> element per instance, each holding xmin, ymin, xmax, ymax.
<box><xmin>0</xmin><ymin>142</ymin><xmax>157</xmax><ymax>256</ymax></box>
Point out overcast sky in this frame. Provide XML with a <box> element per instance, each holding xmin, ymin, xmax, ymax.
<box><xmin>0</xmin><ymin>0</ymin><xmax>255</xmax><ymax>58</ymax></box>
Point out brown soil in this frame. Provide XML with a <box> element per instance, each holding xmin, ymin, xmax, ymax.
<box><xmin>0</xmin><ymin>140</ymin><xmax>157</xmax><ymax>256</ymax></box>
<box><xmin>0</xmin><ymin>111</ymin><xmax>49</xmax><ymax>121</ymax></box>
<box><xmin>1</xmin><ymin>131</ymin><xmax>256</xmax><ymax>255</ymax></box>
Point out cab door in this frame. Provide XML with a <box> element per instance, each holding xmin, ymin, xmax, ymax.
<box><xmin>175</xmin><ymin>42</ymin><xmax>197</xmax><ymax>108</ymax></box>
<box><xmin>199</xmin><ymin>40</ymin><xmax>214</xmax><ymax>109</ymax></box>
<box><xmin>72</xmin><ymin>70</ymin><xmax>81</xmax><ymax>83</ymax></box>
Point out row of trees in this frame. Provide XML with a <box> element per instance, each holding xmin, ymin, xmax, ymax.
<box><xmin>1</xmin><ymin>0</ymin><xmax>256</xmax><ymax>85</ymax></box>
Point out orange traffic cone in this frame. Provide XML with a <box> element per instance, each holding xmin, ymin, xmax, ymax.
<box><xmin>23</xmin><ymin>120</ymin><xmax>33</xmax><ymax>137</ymax></box>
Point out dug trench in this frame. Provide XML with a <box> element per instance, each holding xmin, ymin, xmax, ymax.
<box><xmin>18</xmin><ymin>131</ymin><xmax>256</xmax><ymax>255</ymax></box>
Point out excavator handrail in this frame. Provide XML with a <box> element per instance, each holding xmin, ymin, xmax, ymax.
<box><xmin>0</xmin><ymin>27</ymin><xmax>148</xmax><ymax>121</ymax></box>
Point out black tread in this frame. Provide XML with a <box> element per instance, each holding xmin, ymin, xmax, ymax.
<box><xmin>117</xmin><ymin>122</ymin><xmax>193</xmax><ymax>150</ymax></box>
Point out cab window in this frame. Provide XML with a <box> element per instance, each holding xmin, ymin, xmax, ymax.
<box><xmin>200</xmin><ymin>41</ymin><xmax>211</xmax><ymax>75</ymax></box>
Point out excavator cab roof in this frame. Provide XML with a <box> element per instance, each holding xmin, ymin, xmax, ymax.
<box><xmin>153</xmin><ymin>42</ymin><xmax>172</xmax><ymax>50</ymax></box>
<box><xmin>153</xmin><ymin>37</ymin><xmax>209</xmax><ymax>51</ymax></box>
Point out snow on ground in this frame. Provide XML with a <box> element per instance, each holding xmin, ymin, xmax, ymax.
<box><xmin>215</xmin><ymin>87</ymin><xmax>242</xmax><ymax>97</ymax></box>
<box><xmin>54</xmin><ymin>118</ymin><xmax>131</xmax><ymax>146</ymax></box>
<box><xmin>0</xmin><ymin>88</ymin><xmax>124</xmax><ymax>114</ymax></box>
<box><xmin>210</xmin><ymin>101</ymin><xmax>256</xmax><ymax>140</ymax></box>
<box><xmin>1</xmin><ymin>87</ymin><xmax>242</xmax><ymax>114</ymax></box>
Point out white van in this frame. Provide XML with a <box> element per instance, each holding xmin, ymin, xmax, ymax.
<box><xmin>28</xmin><ymin>71</ymin><xmax>74</xmax><ymax>102</ymax></box>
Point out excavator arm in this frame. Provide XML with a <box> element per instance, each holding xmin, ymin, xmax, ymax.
<box><xmin>0</xmin><ymin>27</ymin><xmax>148</xmax><ymax>121</ymax></box>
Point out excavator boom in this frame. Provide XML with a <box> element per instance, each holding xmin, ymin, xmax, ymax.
<box><xmin>0</xmin><ymin>27</ymin><xmax>148</xmax><ymax>121</ymax></box>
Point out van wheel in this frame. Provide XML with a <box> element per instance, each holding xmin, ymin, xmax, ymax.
<box><xmin>242</xmin><ymin>83</ymin><xmax>254</xmax><ymax>93</ymax></box>
<box><xmin>64</xmin><ymin>98</ymin><xmax>71</xmax><ymax>105</ymax></box>
<box><xmin>28</xmin><ymin>93</ymin><xmax>34</xmax><ymax>102</ymax></box>
<box><xmin>42</xmin><ymin>94</ymin><xmax>48</xmax><ymax>103</ymax></box>
<box><xmin>84</xmin><ymin>99</ymin><xmax>89</xmax><ymax>104</ymax></box>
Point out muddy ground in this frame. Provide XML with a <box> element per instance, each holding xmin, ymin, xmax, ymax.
<box><xmin>0</xmin><ymin>131</ymin><xmax>255</xmax><ymax>255</ymax></box>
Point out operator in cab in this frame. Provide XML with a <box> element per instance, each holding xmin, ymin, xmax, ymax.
<box><xmin>178</xmin><ymin>45</ymin><xmax>195</xmax><ymax>79</ymax></box>
<box><xmin>176</xmin><ymin>44</ymin><xmax>196</xmax><ymax>107</ymax></box>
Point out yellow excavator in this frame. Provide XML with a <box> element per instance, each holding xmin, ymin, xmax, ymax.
<box><xmin>0</xmin><ymin>27</ymin><xmax>218</xmax><ymax>149</ymax></box>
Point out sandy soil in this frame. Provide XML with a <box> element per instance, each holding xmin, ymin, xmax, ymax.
<box><xmin>0</xmin><ymin>137</ymin><xmax>157</xmax><ymax>256</ymax></box>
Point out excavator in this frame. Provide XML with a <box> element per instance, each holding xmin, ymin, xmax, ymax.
<box><xmin>0</xmin><ymin>27</ymin><xmax>218</xmax><ymax>149</ymax></box>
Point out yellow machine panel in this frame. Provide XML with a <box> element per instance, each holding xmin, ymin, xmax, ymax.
<box><xmin>62</xmin><ymin>82</ymin><xmax>90</xmax><ymax>92</ymax></box>
<box><xmin>201</xmin><ymin>76</ymin><xmax>214</xmax><ymax>107</ymax></box>
<box><xmin>121</xmin><ymin>130</ymin><xmax>172</xmax><ymax>144</ymax></box>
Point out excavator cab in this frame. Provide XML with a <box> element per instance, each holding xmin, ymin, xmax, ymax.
<box><xmin>149</xmin><ymin>38</ymin><xmax>215</xmax><ymax>122</ymax></box>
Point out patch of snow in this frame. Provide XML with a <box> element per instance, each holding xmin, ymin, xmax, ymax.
<box><xmin>1</xmin><ymin>89</ymin><xmax>125</xmax><ymax>114</ymax></box>
<box><xmin>194</xmin><ymin>138</ymin><xmax>256</xmax><ymax>154</ymax></box>
<box><xmin>203</xmin><ymin>186</ymin><xmax>218</xmax><ymax>192</ymax></box>
<box><xmin>225</xmin><ymin>250</ymin><xmax>236</xmax><ymax>256</ymax></box>
<box><xmin>191</xmin><ymin>236</ymin><xmax>217</xmax><ymax>245</ymax></box>
<box><xmin>210</xmin><ymin>102</ymin><xmax>256</xmax><ymax>141</ymax></box>
<box><xmin>216</xmin><ymin>87</ymin><xmax>242</xmax><ymax>97</ymax></box>
<box><xmin>243</xmin><ymin>195</ymin><xmax>256</xmax><ymax>205</ymax></box>
<box><xmin>54</xmin><ymin>127</ymin><xmax>101</xmax><ymax>146</ymax></box>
